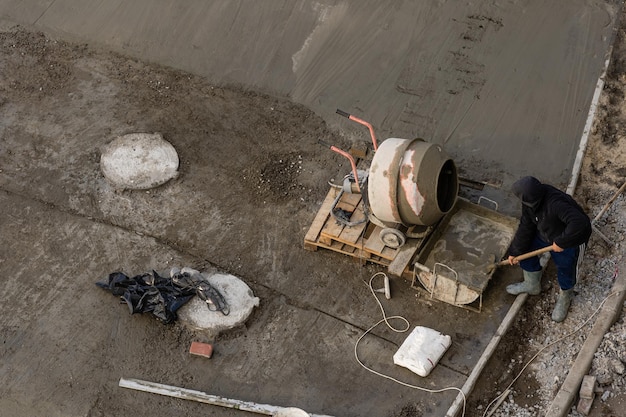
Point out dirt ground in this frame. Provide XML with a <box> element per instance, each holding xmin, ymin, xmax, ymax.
<box><xmin>1</xmin><ymin>8</ymin><xmax>625</xmax><ymax>417</ymax></box>
<box><xmin>0</xmin><ymin>27</ymin><xmax>351</xmax><ymax>417</ymax></box>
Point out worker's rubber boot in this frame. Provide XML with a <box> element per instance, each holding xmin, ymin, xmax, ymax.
<box><xmin>551</xmin><ymin>288</ymin><xmax>574</xmax><ymax>323</ymax></box>
<box><xmin>506</xmin><ymin>270</ymin><xmax>542</xmax><ymax>295</ymax></box>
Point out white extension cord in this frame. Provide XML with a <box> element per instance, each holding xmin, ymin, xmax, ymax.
<box><xmin>354</xmin><ymin>272</ymin><xmax>467</xmax><ymax>417</ymax></box>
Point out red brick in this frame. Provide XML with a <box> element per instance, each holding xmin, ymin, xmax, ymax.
<box><xmin>189</xmin><ymin>341</ymin><xmax>213</xmax><ymax>359</ymax></box>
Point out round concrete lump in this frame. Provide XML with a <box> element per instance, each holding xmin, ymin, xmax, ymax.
<box><xmin>178</xmin><ymin>272</ymin><xmax>260</xmax><ymax>332</ymax></box>
<box><xmin>100</xmin><ymin>132</ymin><xmax>179</xmax><ymax>189</ymax></box>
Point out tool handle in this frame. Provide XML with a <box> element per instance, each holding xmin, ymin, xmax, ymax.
<box><xmin>336</xmin><ymin>108</ymin><xmax>350</xmax><ymax>118</ymax></box>
<box><xmin>317</xmin><ymin>139</ymin><xmax>332</xmax><ymax>148</ymax></box>
<box><xmin>498</xmin><ymin>245</ymin><xmax>553</xmax><ymax>266</ymax></box>
<box><xmin>593</xmin><ymin>180</ymin><xmax>626</xmax><ymax>223</ymax></box>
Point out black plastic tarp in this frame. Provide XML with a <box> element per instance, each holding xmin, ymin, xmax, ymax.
<box><xmin>96</xmin><ymin>270</ymin><xmax>228</xmax><ymax>323</ymax></box>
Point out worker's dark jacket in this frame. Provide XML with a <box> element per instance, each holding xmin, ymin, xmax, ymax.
<box><xmin>508</xmin><ymin>176</ymin><xmax>592</xmax><ymax>256</ymax></box>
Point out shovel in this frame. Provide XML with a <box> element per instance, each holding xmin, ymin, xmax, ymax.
<box><xmin>485</xmin><ymin>245</ymin><xmax>553</xmax><ymax>274</ymax></box>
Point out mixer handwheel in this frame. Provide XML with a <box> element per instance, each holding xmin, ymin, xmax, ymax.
<box><xmin>379</xmin><ymin>228</ymin><xmax>406</xmax><ymax>249</ymax></box>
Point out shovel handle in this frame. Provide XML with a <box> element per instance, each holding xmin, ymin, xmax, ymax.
<box><xmin>498</xmin><ymin>245</ymin><xmax>553</xmax><ymax>266</ymax></box>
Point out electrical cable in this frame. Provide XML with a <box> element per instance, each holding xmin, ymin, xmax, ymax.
<box><xmin>482</xmin><ymin>263</ymin><xmax>621</xmax><ymax>417</ymax></box>
<box><xmin>354</xmin><ymin>272</ymin><xmax>467</xmax><ymax>417</ymax></box>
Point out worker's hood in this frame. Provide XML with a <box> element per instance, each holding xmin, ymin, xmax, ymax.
<box><xmin>512</xmin><ymin>176</ymin><xmax>545</xmax><ymax>209</ymax></box>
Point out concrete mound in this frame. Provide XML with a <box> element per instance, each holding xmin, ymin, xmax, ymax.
<box><xmin>178</xmin><ymin>271</ymin><xmax>260</xmax><ymax>333</ymax></box>
<box><xmin>100</xmin><ymin>132</ymin><xmax>179</xmax><ymax>190</ymax></box>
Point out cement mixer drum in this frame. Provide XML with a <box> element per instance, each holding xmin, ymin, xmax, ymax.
<box><xmin>367</xmin><ymin>138</ymin><xmax>458</xmax><ymax>227</ymax></box>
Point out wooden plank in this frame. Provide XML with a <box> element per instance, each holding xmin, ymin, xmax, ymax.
<box><xmin>342</xmin><ymin>243</ymin><xmax>356</xmax><ymax>255</ymax></box>
<box><xmin>303</xmin><ymin>241</ymin><xmax>319</xmax><ymax>251</ymax></box>
<box><xmin>304</xmin><ymin>186</ymin><xmax>407</xmax><ymax>269</ymax></box>
<box><xmin>321</xmin><ymin>240</ymin><xmax>364</xmax><ymax>259</ymax></box>
<box><xmin>304</xmin><ymin>188</ymin><xmax>338</xmax><ymax>245</ymax></box>
<box><xmin>387</xmin><ymin>238</ymin><xmax>421</xmax><ymax>277</ymax></box>
<box><xmin>400</xmin><ymin>267</ymin><xmax>413</xmax><ymax>281</ymax></box>
<box><xmin>321</xmin><ymin>215</ymin><xmax>346</xmax><ymax>239</ymax></box>
<box><xmin>328</xmin><ymin>234</ymin><xmax>370</xmax><ymax>258</ymax></box>
<box><xmin>366</xmin><ymin>254</ymin><xmax>389</xmax><ymax>267</ymax></box>
<box><xmin>355</xmin><ymin>247</ymin><xmax>371</xmax><ymax>260</ymax></box>
<box><xmin>329</xmin><ymin>240</ymin><xmax>345</xmax><ymax>252</ymax></box>
<box><xmin>334</xmin><ymin>206</ymin><xmax>367</xmax><ymax>244</ymax></box>
<box><xmin>351</xmin><ymin>236</ymin><xmax>371</xmax><ymax>260</ymax></box>
<box><xmin>363</xmin><ymin>225</ymin><xmax>386</xmax><ymax>256</ymax></box>
<box><xmin>373</xmin><ymin>259</ymin><xmax>390</xmax><ymax>267</ymax></box>
<box><xmin>336</xmin><ymin>192</ymin><xmax>362</xmax><ymax>210</ymax></box>
<box><xmin>321</xmin><ymin>192</ymin><xmax>363</xmax><ymax>239</ymax></box>
<box><xmin>315</xmin><ymin>233</ymin><xmax>378</xmax><ymax>262</ymax></box>
<box><xmin>380</xmin><ymin>246</ymin><xmax>398</xmax><ymax>261</ymax></box>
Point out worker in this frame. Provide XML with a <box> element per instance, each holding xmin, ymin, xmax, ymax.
<box><xmin>506</xmin><ymin>176</ymin><xmax>592</xmax><ymax>322</ymax></box>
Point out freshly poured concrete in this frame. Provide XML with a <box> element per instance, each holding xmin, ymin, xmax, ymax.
<box><xmin>0</xmin><ymin>0</ymin><xmax>619</xmax><ymax>187</ymax></box>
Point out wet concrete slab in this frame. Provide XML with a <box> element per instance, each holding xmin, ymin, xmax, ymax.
<box><xmin>0</xmin><ymin>0</ymin><xmax>619</xmax><ymax>188</ymax></box>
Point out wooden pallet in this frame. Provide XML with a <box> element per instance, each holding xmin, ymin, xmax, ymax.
<box><xmin>304</xmin><ymin>187</ymin><xmax>424</xmax><ymax>278</ymax></box>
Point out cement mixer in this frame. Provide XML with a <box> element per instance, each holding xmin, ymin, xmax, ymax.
<box><xmin>323</xmin><ymin>109</ymin><xmax>459</xmax><ymax>249</ymax></box>
<box><xmin>311</xmin><ymin>110</ymin><xmax>517</xmax><ymax>310</ymax></box>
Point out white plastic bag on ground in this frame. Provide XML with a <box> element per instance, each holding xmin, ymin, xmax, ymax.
<box><xmin>393</xmin><ymin>326</ymin><xmax>452</xmax><ymax>377</ymax></box>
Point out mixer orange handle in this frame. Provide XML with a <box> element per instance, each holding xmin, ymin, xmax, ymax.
<box><xmin>336</xmin><ymin>109</ymin><xmax>378</xmax><ymax>151</ymax></box>
<box><xmin>317</xmin><ymin>140</ymin><xmax>361</xmax><ymax>193</ymax></box>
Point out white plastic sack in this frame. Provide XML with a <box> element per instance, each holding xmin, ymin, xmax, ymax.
<box><xmin>393</xmin><ymin>326</ymin><xmax>452</xmax><ymax>377</ymax></box>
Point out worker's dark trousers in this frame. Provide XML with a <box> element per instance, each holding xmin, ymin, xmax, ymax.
<box><xmin>519</xmin><ymin>235</ymin><xmax>585</xmax><ymax>291</ymax></box>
